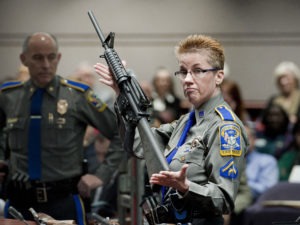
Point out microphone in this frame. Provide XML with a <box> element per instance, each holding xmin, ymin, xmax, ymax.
<box><xmin>8</xmin><ymin>206</ymin><xmax>29</xmax><ymax>225</ymax></box>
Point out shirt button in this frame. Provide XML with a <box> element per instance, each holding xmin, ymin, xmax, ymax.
<box><xmin>180</xmin><ymin>156</ymin><xmax>185</xmax><ymax>162</ymax></box>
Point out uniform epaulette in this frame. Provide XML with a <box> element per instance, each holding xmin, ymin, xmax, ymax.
<box><xmin>0</xmin><ymin>80</ymin><xmax>23</xmax><ymax>91</ymax></box>
<box><xmin>61</xmin><ymin>79</ymin><xmax>90</xmax><ymax>92</ymax></box>
<box><xmin>215</xmin><ymin>105</ymin><xmax>236</xmax><ymax>122</ymax></box>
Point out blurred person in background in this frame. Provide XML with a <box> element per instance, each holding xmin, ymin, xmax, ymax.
<box><xmin>255</xmin><ymin>103</ymin><xmax>293</xmax><ymax>160</ymax></box>
<box><xmin>69</xmin><ymin>61</ymin><xmax>113</xmax><ymax>158</ymax></box>
<box><xmin>139</xmin><ymin>80</ymin><xmax>157</xmax><ymax>127</ymax></box>
<box><xmin>0</xmin><ymin>64</ymin><xmax>28</xmax><ymax>86</ymax></box>
<box><xmin>221</xmin><ymin>78</ymin><xmax>250</xmax><ymax>124</ymax></box>
<box><xmin>71</xmin><ymin>61</ymin><xmax>115</xmax><ymax>109</ymax></box>
<box><xmin>70</xmin><ymin>61</ymin><xmax>120</xmax><ymax>218</ymax></box>
<box><xmin>267</xmin><ymin>61</ymin><xmax>300</xmax><ymax>124</ymax></box>
<box><xmin>16</xmin><ymin>64</ymin><xmax>30</xmax><ymax>82</ymax></box>
<box><xmin>140</xmin><ymin>80</ymin><xmax>153</xmax><ymax>102</ymax></box>
<box><xmin>245</xmin><ymin>123</ymin><xmax>279</xmax><ymax>201</ymax></box>
<box><xmin>151</xmin><ymin>66</ymin><xmax>190</xmax><ymax>127</ymax></box>
<box><xmin>278</xmin><ymin>117</ymin><xmax>300</xmax><ymax>181</ymax></box>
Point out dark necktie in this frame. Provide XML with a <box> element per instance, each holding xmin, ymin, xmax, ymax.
<box><xmin>162</xmin><ymin>110</ymin><xmax>196</xmax><ymax>201</ymax></box>
<box><xmin>166</xmin><ymin>110</ymin><xmax>196</xmax><ymax>164</ymax></box>
<box><xmin>28</xmin><ymin>88</ymin><xmax>44</xmax><ymax>180</ymax></box>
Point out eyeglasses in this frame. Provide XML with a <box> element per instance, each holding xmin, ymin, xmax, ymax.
<box><xmin>174</xmin><ymin>68</ymin><xmax>220</xmax><ymax>80</ymax></box>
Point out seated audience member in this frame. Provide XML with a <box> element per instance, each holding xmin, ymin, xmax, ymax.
<box><xmin>255</xmin><ymin>103</ymin><xmax>292</xmax><ymax>159</ymax></box>
<box><xmin>90</xmin><ymin>132</ymin><xmax>119</xmax><ymax>219</ymax></box>
<box><xmin>246</xmin><ymin>123</ymin><xmax>279</xmax><ymax>201</ymax></box>
<box><xmin>139</xmin><ymin>80</ymin><xmax>158</xmax><ymax>127</ymax></box>
<box><xmin>71</xmin><ymin>61</ymin><xmax>115</xmax><ymax>109</ymax></box>
<box><xmin>151</xmin><ymin>67</ymin><xmax>190</xmax><ymax>126</ymax></box>
<box><xmin>70</xmin><ymin>63</ymin><xmax>119</xmax><ymax>217</ymax></box>
<box><xmin>16</xmin><ymin>64</ymin><xmax>30</xmax><ymax>82</ymax></box>
<box><xmin>221</xmin><ymin>78</ymin><xmax>250</xmax><ymax>123</ymax></box>
<box><xmin>267</xmin><ymin>61</ymin><xmax>300</xmax><ymax>124</ymax></box>
<box><xmin>278</xmin><ymin>118</ymin><xmax>300</xmax><ymax>181</ymax></box>
<box><xmin>140</xmin><ymin>80</ymin><xmax>153</xmax><ymax>101</ymax></box>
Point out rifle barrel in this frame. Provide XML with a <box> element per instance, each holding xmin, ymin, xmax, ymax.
<box><xmin>88</xmin><ymin>10</ymin><xmax>107</xmax><ymax>48</ymax></box>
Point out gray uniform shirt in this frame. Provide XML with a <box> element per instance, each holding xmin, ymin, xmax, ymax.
<box><xmin>0</xmin><ymin>75</ymin><xmax>123</xmax><ymax>184</ymax></box>
<box><xmin>133</xmin><ymin>94</ymin><xmax>248</xmax><ymax>215</ymax></box>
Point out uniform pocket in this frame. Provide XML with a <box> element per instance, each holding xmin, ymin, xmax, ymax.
<box><xmin>172</xmin><ymin>141</ymin><xmax>207</xmax><ymax>181</ymax></box>
<box><xmin>173</xmin><ymin>147</ymin><xmax>205</xmax><ymax>166</ymax></box>
<box><xmin>7</xmin><ymin>117</ymin><xmax>26</xmax><ymax>150</ymax></box>
<box><xmin>43</xmin><ymin>114</ymin><xmax>78</xmax><ymax>149</ymax></box>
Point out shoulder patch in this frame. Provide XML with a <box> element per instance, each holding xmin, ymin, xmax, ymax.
<box><xmin>61</xmin><ymin>79</ymin><xmax>90</xmax><ymax>92</ymax></box>
<box><xmin>220</xmin><ymin>123</ymin><xmax>242</xmax><ymax>156</ymax></box>
<box><xmin>215</xmin><ymin>105</ymin><xmax>236</xmax><ymax>121</ymax></box>
<box><xmin>85</xmin><ymin>89</ymin><xmax>107</xmax><ymax>112</ymax></box>
<box><xmin>220</xmin><ymin>158</ymin><xmax>238</xmax><ymax>179</ymax></box>
<box><xmin>0</xmin><ymin>80</ymin><xmax>23</xmax><ymax>91</ymax></box>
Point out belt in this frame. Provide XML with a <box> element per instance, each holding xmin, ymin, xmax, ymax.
<box><xmin>31</xmin><ymin>178</ymin><xmax>79</xmax><ymax>203</ymax></box>
<box><xmin>8</xmin><ymin>176</ymin><xmax>80</xmax><ymax>203</ymax></box>
<box><xmin>192</xmin><ymin>209</ymin><xmax>221</xmax><ymax>218</ymax></box>
<box><xmin>31</xmin><ymin>177</ymin><xmax>80</xmax><ymax>190</ymax></box>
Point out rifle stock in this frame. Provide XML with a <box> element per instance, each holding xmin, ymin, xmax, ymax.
<box><xmin>88</xmin><ymin>10</ymin><xmax>169</xmax><ymax>179</ymax></box>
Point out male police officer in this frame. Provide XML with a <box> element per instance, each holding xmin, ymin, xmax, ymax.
<box><xmin>0</xmin><ymin>32</ymin><xmax>123</xmax><ymax>225</ymax></box>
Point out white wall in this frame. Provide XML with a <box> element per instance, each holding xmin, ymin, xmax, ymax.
<box><xmin>1</xmin><ymin>0</ymin><xmax>300</xmax><ymax>102</ymax></box>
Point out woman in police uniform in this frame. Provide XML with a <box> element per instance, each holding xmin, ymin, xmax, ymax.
<box><xmin>94</xmin><ymin>34</ymin><xmax>248</xmax><ymax>225</ymax></box>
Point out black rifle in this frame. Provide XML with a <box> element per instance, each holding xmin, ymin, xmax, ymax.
<box><xmin>87</xmin><ymin>10</ymin><xmax>169</xmax><ymax>182</ymax></box>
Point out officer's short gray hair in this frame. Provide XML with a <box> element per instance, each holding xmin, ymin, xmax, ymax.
<box><xmin>22</xmin><ymin>32</ymin><xmax>59</xmax><ymax>53</ymax></box>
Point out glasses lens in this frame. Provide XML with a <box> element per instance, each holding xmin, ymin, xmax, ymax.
<box><xmin>175</xmin><ymin>71</ymin><xmax>186</xmax><ymax>79</ymax></box>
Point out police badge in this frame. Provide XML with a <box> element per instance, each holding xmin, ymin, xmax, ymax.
<box><xmin>57</xmin><ymin>99</ymin><xmax>68</xmax><ymax>115</ymax></box>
